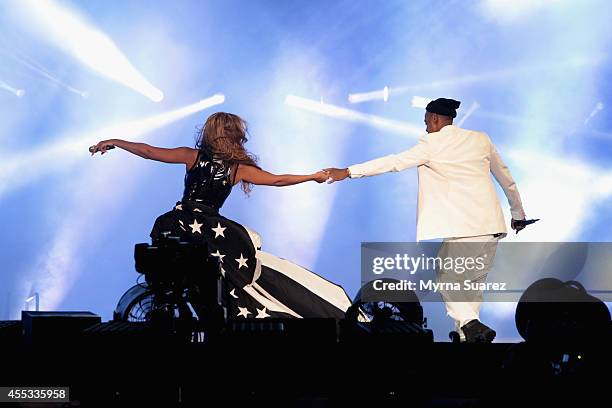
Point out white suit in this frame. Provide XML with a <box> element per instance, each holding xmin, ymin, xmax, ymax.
<box><xmin>348</xmin><ymin>124</ymin><xmax>526</xmax><ymax>336</ymax></box>
<box><xmin>348</xmin><ymin>125</ymin><xmax>525</xmax><ymax>242</ymax></box>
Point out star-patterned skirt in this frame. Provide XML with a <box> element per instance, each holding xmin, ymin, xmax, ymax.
<box><xmin>150</xmin><ymin>200</ymin><xmax>352</xmax><ymax>320</ymax></box>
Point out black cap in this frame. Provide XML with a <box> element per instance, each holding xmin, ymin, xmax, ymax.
<box><xmin>426</xmin><ymin>98</ymin><xmax>461</xmax><ymax>118</ymax></box>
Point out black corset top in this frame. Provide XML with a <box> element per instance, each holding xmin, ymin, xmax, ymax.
<box><xmin>182</xmin><ymin>148</ymin><xmax>235</xmax><ymax>209</ymax></box>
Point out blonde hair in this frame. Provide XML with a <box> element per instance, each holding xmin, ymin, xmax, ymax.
<box><xmin>195</xmin><ymin>112</ymin><xmax>259</xmax><ymax>194</ymax></box>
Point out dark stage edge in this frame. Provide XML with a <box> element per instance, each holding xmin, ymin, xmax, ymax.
<box><xmin>1</xmin><ymin>339</ymin><xmax>608</xmax><ymax>407</ymax></box>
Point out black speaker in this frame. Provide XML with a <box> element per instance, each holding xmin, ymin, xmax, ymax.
<box><xmin>21</xmin><ymin>311</ymin><xmax>101</xmax><ymax>345</ymax></box>
<box><xmin>515</xmin><ymin>278</ymin><xmax>611</xmax><ymax>345</ymax></box>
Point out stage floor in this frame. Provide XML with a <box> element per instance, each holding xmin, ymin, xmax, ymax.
<box><xmin>1</xmin><ymin>339</ymin><xmax>606</xmax><ymax>407</ymax></box>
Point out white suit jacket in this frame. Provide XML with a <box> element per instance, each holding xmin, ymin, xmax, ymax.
<box><xmin>348</xmin><ymin>125</ymin><xmax>525</xmax><ymax>241</ymax></box>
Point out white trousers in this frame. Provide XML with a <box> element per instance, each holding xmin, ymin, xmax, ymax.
<box><xmin>435</xmin><ymin>234</ymin><xmax>502</xmax><ymax>335</ymax></box>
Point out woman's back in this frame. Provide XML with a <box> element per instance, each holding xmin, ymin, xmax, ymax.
<box><xmin>182</xmin><ymin>147</ymin><xmax>235</xmax><ymax>210</ymax></box>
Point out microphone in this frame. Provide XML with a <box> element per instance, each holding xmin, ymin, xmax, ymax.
<box><xmin>89</xmin><ymin>144</ymin><xmax>115</xmax><ymax>154</ymax></box>
<box><xmin>514</xmin><ymin>218</ymin><xmax>539</xmax><ymax>227</ymax></box>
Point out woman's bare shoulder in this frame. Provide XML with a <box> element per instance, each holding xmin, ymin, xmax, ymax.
<box><xmin>184</xmin><ymin>147</ymin><xmax>200</xmax><ymax>171</ymax></box>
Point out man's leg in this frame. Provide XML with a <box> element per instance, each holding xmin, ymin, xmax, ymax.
<box><xmin>436</xmin><ymin>234</ymin><xmax>501</xmax><ymax>341</ymax></box>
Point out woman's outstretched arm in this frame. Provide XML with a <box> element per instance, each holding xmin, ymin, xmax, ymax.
<box><xmin>236</xmin><ymin>164</ymin><xmax>329</xmax><ymax>186</ymax></box>
<box><xmin>91</xmin><ymin>139</ymin><xmax>197</xmax><ymax>167</ymax></box>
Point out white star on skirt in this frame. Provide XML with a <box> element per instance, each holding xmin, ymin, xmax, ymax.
<box><xmin>235</xmin><ymin>253</ymin><xmax>248</xmax><ymax>269</ymax></box>
<box><xmin>174</xmin><ymin>203</ymin><xmax>182</xmax><ymax>210</ymax></box>
<box><xmin>229</xmin><ymin>288</ymin><xmax>239</xmax><ymax>299</ymax></box>
<box><xmin>189</xmin><ymin>219</ymin><xmax>203</xmax><ymax>234</ymax></box>
<box><xmin>255</xmin><ymin>307</ymin><xmax>270</xmax><ymax>319</ymax></box>
<box><xmin>211</xmin><ymin>250</ymin><xmax>226</xmax><ymax>262</ymax></box>
<box><xmin>237</xmin><ymin>307</ymin><xmax>251</xmax><ymax>318</ymax></box>
<box><xmin>211</xmin><ymin>222</ymin><xmax>226</xmax><ymax>238</ymax></box>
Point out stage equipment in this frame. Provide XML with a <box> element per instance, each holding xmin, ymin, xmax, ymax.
<box><xmin>21</xmin><ymin>311</ymin><xmax>100</xmax><ymax>345</ymax></box>
<box><xmin>515</xmin><ymin>278</ymin><xmax>610</xmax><ymax>345</ymax></box>
<box><xmin>341</xmin><ymin>279</ymin><xmax>433</xmax><ymax>344</ymax></box>
<box><xmin>114</xmin><ymin>234</ymin><xmax>226</xmax><ymax>342</ymax></box>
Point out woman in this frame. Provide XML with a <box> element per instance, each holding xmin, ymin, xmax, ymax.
<box><xmin>92</xmin><ymin>112</ymin><xmax>352</xmax><ymax>320</ymax></box>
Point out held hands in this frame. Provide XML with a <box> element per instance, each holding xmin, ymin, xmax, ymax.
<box><xmin>324</xmin><ymin>168</ymin><xmax>350</xmax><ymax>184</ymax></box>
<box><xmin>312</xmin><ymin>170</ymin><xmax>331</xmax><ymax>183</ymax></box>
<box><xmin>90</xmin><ymin>140</ymin><xmax>116</xmax><ymax>156</ymax></box>
<box><xmin>311</xmin><ymin>168</ymin><xmax>349</xmax><ymax>184</ymax></box>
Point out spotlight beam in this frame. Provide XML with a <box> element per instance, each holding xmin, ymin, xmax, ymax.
<box><xmin>289</xmin><ymin>94</ymin><xmax>612</xmax><ymax>142</ymax></box>
<box><xmin>14</xmin><ymin>50</ymin><xmax>88</xmax><ymax>96</ymax></box>
<box><xmin>0</xmin><ymin>94</ymin><xmax>225</xmax><ymax>197</ymax></box>
<box><xmin>348</xmin><ymin>57</ymin><xmax>603</xmax><ymax>104</ymax></box>
<box><xmin>0</xmin><ymin>79</ymin><xmax>25</xmax><ymax>97</ymax></box>
<box><xmin>15</xmin><ymin>0</ymin><xmax>164</xmax><ymax>101</ymax></box>
<box><xmin>456</xmin><ymin>102</ymin><xmax>480</xmax><ymax>127</ymax></box>
<box><xmin>1</xmin><ymin>50</ymin><xmax>87</xmax><ymax>97</ymax></box>
<box><xmin>584</xmin><ymin>102</ymin><xmax>604</xmax><ymax>125</ymax></box>
<box><xmin>285</xmin><ymin>95</ymin><xmax>423</xmax><ymax>137</ymax></box>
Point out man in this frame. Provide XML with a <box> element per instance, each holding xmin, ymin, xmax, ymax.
<box><xmin>326</xmin><ymin>98</ymin><xmax>527</xmax><ymax>342</ymax></box>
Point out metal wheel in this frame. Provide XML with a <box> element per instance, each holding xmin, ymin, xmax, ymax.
<box><xmin>359</xmin><ymin>301</ymin><xmax>410</xmax><ymax>322</ymax></box>
<box><xmin>114</xmin><ymin>283</ymin><xmax>151</xmax><ymax>321</ymax></box>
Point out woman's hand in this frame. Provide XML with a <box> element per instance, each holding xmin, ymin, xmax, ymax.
<box><xmin>312</xmin><ymin>170</ymin><xmax>331</xmax><ymax>183</ymax></box>
<box><xmin>91</xmin><ymin>139</ymin><xmax>116</xmax><ymax>156</ymax></box>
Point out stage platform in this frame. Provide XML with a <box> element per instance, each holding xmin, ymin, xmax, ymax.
<box><xmin>1</xmin><ymin>318</ymin><xmax>608</xmax><ymax>407</ymax></box>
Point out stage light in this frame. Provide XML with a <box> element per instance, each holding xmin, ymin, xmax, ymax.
<box><xmin>347</xmin><ymin>58</ymin><xmax>602</xmax><ymax>104</ymax></box>
<box><xmin>0</xmin><ymin>94</ymin><xmax>225</xmax><ymax>197</ymax></box>
<box><xmin>3</xmin><ymin>51</ymin><xmax>89</xmax><ymax>98</ymax></box>
<box><xmin>584</xmin><ymin>101</ymin><xmax>604</xmax><ymax>125</ymax></box>
<box><xmin>25</xmin><ymin>293</ymin><xmax>39</xmax><ymax>312</ymax></box>
<box><xmin>285</xmin><ymin>95</ymin><xmax>423</xmax><ymax>137</ymax></box>
<box><xmin>348</xmin><ymin>89</ymin><xmax>386</xmax><ymax>104</ymax></box>
<box><xmin>0</xmin><ymin>79</ymin><xmax>25</xmax><ymax>97</ymax></box>
<box><xmin>14</xmin><ymin>0</ymin><xmax>164</xmax><ymax>101</ymax></box>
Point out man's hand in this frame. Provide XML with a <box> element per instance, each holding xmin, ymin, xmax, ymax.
<box><xmin>312</xmin><ymin>170</ymin><xmax>331</xmax><ymax>183</ymax></box>
<box><xmin>511</xmin><ymin>218</ymin><xmax>526</xmax><ymax>234</ymax></box>
<box><xmin>324</xmin><ymin>168</ymin><xmax>350</xmax><ymax>184</ymax></box>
